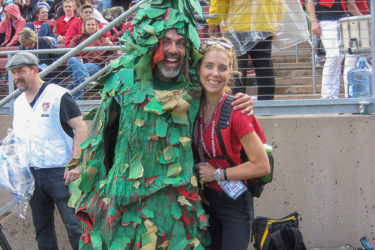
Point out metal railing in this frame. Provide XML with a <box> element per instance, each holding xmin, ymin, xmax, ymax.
<box><xmin>0</xmin><ymin>0</ymin><xmax>374</xmax><ymax>115</ymax></box>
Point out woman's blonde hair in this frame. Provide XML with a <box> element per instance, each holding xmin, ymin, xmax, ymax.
<box><xmin>82</xmin><ymin>16</ymin><xmax>99</xmax><ymax>35</ymax></box>
<box><xmin>200</xmin><ymin>37</ymin><xmax>240</xmax><ymax>93</ymax></box>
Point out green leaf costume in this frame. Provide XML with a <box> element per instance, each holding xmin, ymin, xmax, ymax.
<box><xmin>70</xmin><ymin>0</ymin><xmax>209</xmax><ymax>249</ymax></box>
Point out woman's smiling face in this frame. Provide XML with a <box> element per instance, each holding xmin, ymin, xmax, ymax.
<box><xmin>199</xmin><ymin>48</ymin><xmax>231</xmax><ymax>96</ymax></box>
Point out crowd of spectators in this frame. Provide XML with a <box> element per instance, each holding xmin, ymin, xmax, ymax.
<box><xmin>0</xmin><ymin>0</ymin><xmax>139</xmax><ymax>49</ymax></box>
<box><xmin>0</xmin><ymin>0</ymin><xmax>141</xmax><ymax>98</ymax></box>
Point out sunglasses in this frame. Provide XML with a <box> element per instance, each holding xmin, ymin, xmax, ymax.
<box><xmin>202</xmin><ymin>40</ymin><xmax>234</xmax><ymax>49</ymax></box>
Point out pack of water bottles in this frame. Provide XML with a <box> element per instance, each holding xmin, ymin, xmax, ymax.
<box><xmin>0</xmin><ymin>129</ymin><xmax>34</xmax><ymax>218</ymax></box>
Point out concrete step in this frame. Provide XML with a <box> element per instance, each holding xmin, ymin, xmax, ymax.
<box><xmin>275</xmin><ymin>93</ymin><xmax>321</xmax><ymax>100</ymax></box>
<box><xmin>272</xmin><ymin>47</ymin><xmax>313</xmax><ymax>63</ymax></box>
<box><xmin>273</xmin><ymin>61</ymin><xmax>313</xmax><ymax>70</ymax></box>
<box><xmin>275</xmin><ymin>76</ymin><xmax>321</xmax><ymax>86</ymax></box>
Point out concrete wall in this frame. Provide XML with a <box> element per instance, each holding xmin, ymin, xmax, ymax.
<box><xmin>0</xmin><ymin>114</ymin><xmax>374</xmax><ymax>249</ymax></box>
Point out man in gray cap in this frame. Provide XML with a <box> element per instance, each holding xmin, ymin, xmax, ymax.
<box><xmin>7</xmin><ymin>51</ymin><xmax>87</xmax><ymax>250</ymax></box>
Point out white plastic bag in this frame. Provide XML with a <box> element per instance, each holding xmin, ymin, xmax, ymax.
<box><xmin>272</xmin><ymin>0</ymin><xmax>311</xmax><ymax>50</ymax></box>
<box><xmin>0</xmin><ymin>129</ymin><xmax>34</xmax><ymax>218</ymax></box>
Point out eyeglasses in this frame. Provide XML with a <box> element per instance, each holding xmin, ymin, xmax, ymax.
<box><xmin>202</xmin><ymin>40</ymin><xmax>234</xmax><ymax>49</ymax></box>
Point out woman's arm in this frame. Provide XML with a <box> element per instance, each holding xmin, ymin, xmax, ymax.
<box><xmin>228</xmin><ymin>131</ymin><xmax>270</xmax><ymax>180</ymax></box>
<box><xmin>198</xmin><ymin>131</ymin><xmax>270</xmax><ymax>182</ymax></box>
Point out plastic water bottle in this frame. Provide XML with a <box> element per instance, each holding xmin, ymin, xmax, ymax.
<box><xmin>258</xmin><ymin>144</ymin><xmax>273</xmax><ymax>183</ymax></box>
<box><xmin>348</xmin><ymin>57</ymin><xmax>372</xmax><ymax>98</ymax></box>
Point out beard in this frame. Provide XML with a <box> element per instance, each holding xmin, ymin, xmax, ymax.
<box><xmin>156</xmin><ymin>62</ymin><xmax>182</xmax><ymax>79</ymax></box>
<box><xmin>156</xmin><ymin>53</ymin><xmax>185</xmax><ymax>80</ymax></box>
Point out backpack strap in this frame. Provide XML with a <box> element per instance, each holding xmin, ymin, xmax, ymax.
<box><xmin>270</xmin><ymin>227</ymin><xmax>306</xmax><ymax>250</ymax></box>
<box><xmin>215</xmin><ymin>95</ymin><xmax>236</xmax><ymax>166</ymax></box>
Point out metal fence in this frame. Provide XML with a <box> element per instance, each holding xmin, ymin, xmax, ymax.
<box><xmin>0</xmin><ymin>0</ymin><xmax>374</xmax><ymax>115</ymax></box>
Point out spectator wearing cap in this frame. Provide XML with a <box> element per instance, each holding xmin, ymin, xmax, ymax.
<box><xmin>7</xmin><ymin>51</ymin><xmax>86</xmax><ymax>250</ymax></box>
<box><xmin>54</xmin><ymin>0</ymin><xmax>79</xmax><ymax>44</ymax></box>
<box><xmin>0</xmin><ymin>3</ymin><xmax>26</xmax><ymax>47</ymax></box>
<box><xmin>25</xmin><ymin>5</ymin><xmax>55</xmax><ymax>38</ymax></box>
<box><xmin>64</xmin><ymin>3</ymin><xmax>112</xmax><ymax>47</ymax></box>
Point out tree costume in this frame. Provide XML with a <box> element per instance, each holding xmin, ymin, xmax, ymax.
<box><xmin>68</xmin><ymin>0</ymin><xmax>209</xmax><ymax>249</ymax></box>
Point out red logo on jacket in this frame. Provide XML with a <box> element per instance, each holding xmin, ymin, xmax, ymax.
<box><xmin>42</xmin><ymin>102</ymin><xmax>50</xmax><ymax>112</ymax></box>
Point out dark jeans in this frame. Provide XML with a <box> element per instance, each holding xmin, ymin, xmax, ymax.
<box><xmin>203</xmin><ymin>187</ymin><xmax>254</xmax><ymax>250</ymax></box>
<box><xmin>30</xmin><ymin>167</ymin><xmax>81</xmax><ymax>250</ymax></box>
<box><xmin>236</xmin><ymin>36</ymin><xmax>275</xmax><ymax>100</ymax></box>
<box><xmin>26</xmin><ymin>22</ymin><xmax>53</xmax><ymax>37</ymax></box>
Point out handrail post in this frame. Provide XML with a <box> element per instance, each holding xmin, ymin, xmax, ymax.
<box><xmin>371</xmin><ymin>0</ymin><xmax>375</xmax><ymax>108</ymax></box>
<box><xmin>312</xmin><ymin>35</ymin><xmax>317</xmax><ymax>94</ymax></box>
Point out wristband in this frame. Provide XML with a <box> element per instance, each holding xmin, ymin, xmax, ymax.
<box><xmin>223</xmin><ymin>168</ymin><xmax>228</xmax><ymax>180</ymax></box>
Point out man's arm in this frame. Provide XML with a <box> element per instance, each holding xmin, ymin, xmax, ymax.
<box><xmin>307</xmin><ymin>0</ymin><xmax>321</xmax><ymax>36</ymax></box>
<box><xmin>346</xmin><ymin>0</ymin><xmax>363</xmax><ymax>16</ymax></box>
<box><xmin>67</xmin><ymin>115</ymin><xmax>87</xmax><ymax>159</ymax></box>
<box><xmin>206</xmin><ymin>0</ymin><xmax>228</xmax><ymax>37</ymax></box>
<box><xmin>64</xmin><ymin>115</ymin><xmax>87</xmax><ymax>185</ymax></box>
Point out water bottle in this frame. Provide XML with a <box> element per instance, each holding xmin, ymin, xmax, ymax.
<box><xmin>258</xmin><ymin>144</ymin><xmax>273</xmax><ymax>184</ymax></box>
<box><xmin>347</xmin><ymin>57</ymin><xmax>372</xmax><ymax>98</ymax></box>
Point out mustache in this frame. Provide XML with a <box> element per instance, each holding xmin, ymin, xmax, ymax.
<box><xmin>164</xmin><ymin>53</ymin><xmax>181</xmax><ymax>61</ymax></box>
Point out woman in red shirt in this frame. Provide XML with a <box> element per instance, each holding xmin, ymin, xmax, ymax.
<box><xmin>25</xmin><ymin>6</ymin><xmax>55</xmax><ymax>39</ymax></box>
<box><xmin>193</xmin><ymin>38</ymin><xmax>270</xmax><ymax>250</ymax></box>
<box><xmin>67</xmin><ymin>16</ymin><xmax>113</xmax><ymax>100</ymax></box>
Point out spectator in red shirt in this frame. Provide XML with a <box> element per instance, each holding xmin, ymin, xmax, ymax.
<box><xmin>64</xmin><ymin>3</ymin><xmax>112</xmax><ymax>47</ymax></box>
<box><xmin>54</xmin><ymin>0</ymin><xmax>79</xmax><ymax>44</ymax></box>
<box><xmin>0</xmin><ymin>3</ymin><xmax>26</xmax><ymax>47</ymax></box>
<box><xmin>25</xmin><ymin>6</ymin><xmax>55</xmax><ymax>38</ymax></box>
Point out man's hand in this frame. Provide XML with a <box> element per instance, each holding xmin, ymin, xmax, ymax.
<box><xmin>311</xmin><ymin>20</ymin><xmax>321</xmax><ymax>36</ymax></box>
<box><xmin>232</xmin><ymin>92</ymin><xmax>254</xmax><ymax>116</ymax></box>
<box><xmin>197</xmin><ymin>162</ymin><xmax>216</xmax><ymax>183</ymax></box>
<box><xmin>64</xmin><ymin>167</ymin><xmax>80</xmax><ymax>186</ymax></box>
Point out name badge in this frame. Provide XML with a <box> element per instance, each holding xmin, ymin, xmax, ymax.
<box><xmin>219</xmin><ymin>180</ymin><xmax>247</xmax><ymax>200</ymax></box>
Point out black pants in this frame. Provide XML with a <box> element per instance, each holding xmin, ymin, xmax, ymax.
<box><xmin>236</xmin><ymin>36</ymin><xmax>275</xmax><ymax>100</ymax></box>
<box><xmin>203</xmin><ymin>188</ymin><xmax>254</xmax><ymax>250</ymax></box>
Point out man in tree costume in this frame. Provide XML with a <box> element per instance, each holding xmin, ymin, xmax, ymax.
<box><xmin>70</xmin><ymin>0</ymin><xmax>210</xmax><ymax>249</ymax></box>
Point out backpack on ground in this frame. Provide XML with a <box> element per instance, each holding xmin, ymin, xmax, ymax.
<box><xmin>252</xmin><ymin>211</ymin><xmax>306</xmax><ymax>250</ymax></box>
<box><xmin>216</xmin><ymin>95</ymin><xmax>274</xmax><ymax>198</ymax></box>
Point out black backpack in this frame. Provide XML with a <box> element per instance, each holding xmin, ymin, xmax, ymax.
<box><xmin>252</xmin><ymin>211</ymin><xmax>307</xmax><ymax>250</ymax></box>
<box><xmin>215</xmin><ymin>95</ymin><xmax>274</xmax><ymax>197</ymax></box>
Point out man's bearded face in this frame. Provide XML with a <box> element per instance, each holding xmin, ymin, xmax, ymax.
<box><xmin>156</xmin><ymin>29</ymin><xmax>186</xmax><ymax>81</ymax></box>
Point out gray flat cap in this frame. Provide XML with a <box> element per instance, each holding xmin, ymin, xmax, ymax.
<box><xmin>6</xmin><ymin>51</ymin><xmax>39</xmax><ymax>70</ymax></box>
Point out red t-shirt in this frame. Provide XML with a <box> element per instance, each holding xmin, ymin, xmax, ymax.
<box><xmin>197</xmin><ymin>94</ymin><xmax>266</xmax><ymax>190</ymax></box>
<box><xmin>32</xmin><ymin>20</ymin><xmax>54</xmax><ymax>33</ymax></box>
<box><xmin>55</xmin><ymin>15</ymin><xmax>79</xmax><ymax>36</ymax></box>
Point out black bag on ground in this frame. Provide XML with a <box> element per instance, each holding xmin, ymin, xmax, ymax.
<box><xmin>252</xmin><ymin>211</ymin><xmax>306</xmax><ymax>250</ymax></box>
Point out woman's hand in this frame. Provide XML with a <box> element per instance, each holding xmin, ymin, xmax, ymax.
<box><xmin>197</xmin><ymin>162</ymin><xmax>217</xmax><ymax>183</ymax></box>
<box><xmin>232</xmin><ymin>93</ymin><xmax>254</xmax><ymax>116</ymax></box>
